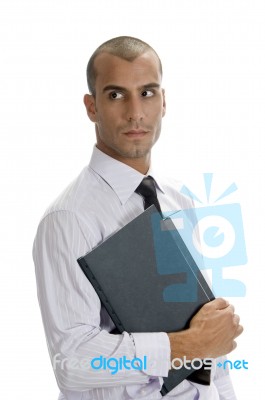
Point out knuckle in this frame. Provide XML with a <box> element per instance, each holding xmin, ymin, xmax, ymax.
<box><xmin>230</xmin><ymin>304</ymin><xmax>235</xmax><ymax>313</ymax></box>
<box><xmin>227</xmin><ymin>305</ymin><xmax>235</xmax><ymax>318</ymax></box>
<box><xmin>227</xmin><ymin>340</ymin><xmax>237</xmax><ymax>354</ymax></box>
<box><xmin>237</xmin><ymin>324</ymin><xmax>244</xmax><ymax>335</ymax></box>
<box><xmin>233</xmin><ymin>314</ymin><xmax>240</xmax><ymax>326</ymax></box>
<box><xmin>217</xmin><ymin>297</ymin><xmax>229</xmax><ymax>308</ymax></box>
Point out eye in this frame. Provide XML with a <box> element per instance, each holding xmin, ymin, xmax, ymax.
<box><xmin>109</xmin><ymin>91</ymin><xmax>123</xmax><ymax>100</ymax></box>
<box><xmin>141</xmin><ymin>90</ymin><xmax>154</xmax><ymax>97</ymax></box>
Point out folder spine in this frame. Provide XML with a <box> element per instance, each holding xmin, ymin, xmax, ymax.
<box><xmin>77</xmin><ymin>257</ymin><xmax>125</xmax><ymax>333</ymax></box>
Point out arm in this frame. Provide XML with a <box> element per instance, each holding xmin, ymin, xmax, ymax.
<box><xmin>33</xmin><ymin>210</ymin><xmax>170</xmax><ymax>391</ymax></box>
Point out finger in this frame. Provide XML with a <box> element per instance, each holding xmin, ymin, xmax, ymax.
<box><xmin>228</xmin><ymin>304</ymin><xmax>235</xmax><ymax>314</ymax></box>
<box><xmin>220</xmin><ymin>303</ymin><xmax>235</xmax><ymax>316</ymax></box>
<box><xmin>210</xmin><ymin>298</ymin><xmax>230</xmax><ymax>310</ymax></box>
<box><xmin>232</xmin><ymin>340</ymin><xmax>238</xmax><ymax>351</ymax></box>
<box><xmin>234</xmin><ymin>324</ymin><xmax>244</xmax><ymax>339</ymax></box>
<box><xmin>226</xmin><ymin>340</ymin><xmax>238</xmax><ymax>355</ymax></box>
<box><xmin>233</xmin><ymin>314</ymin><xmax>240</xmax><ymax>325</ymax></box>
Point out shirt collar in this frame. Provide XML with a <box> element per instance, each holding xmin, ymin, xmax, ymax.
<box><xmin>88</xmin><ymin>146</ymin><xmax>165</xmax><ymax>205</ymax></box>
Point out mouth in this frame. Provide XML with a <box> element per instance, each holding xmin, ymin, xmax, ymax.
<box><xmin>123</xmin><ymin>129</ymin><xmax>149</xmax><ymax>138</ymax></box>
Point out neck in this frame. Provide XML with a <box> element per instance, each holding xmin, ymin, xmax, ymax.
<box><xmin>96</xmin><ymin>144</ymin><xmax>151</xmax><ymax>174</ymax></box>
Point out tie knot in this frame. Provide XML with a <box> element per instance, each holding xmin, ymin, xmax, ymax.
<box><xmin>135</xmin><ymin>176</ymin><xmax>157</xmax><ymax>199</ymax></box>
<box><xmin>135</xmin><ymin>176</ymin><xmax>162</xmax><ymax>214</ymax></box>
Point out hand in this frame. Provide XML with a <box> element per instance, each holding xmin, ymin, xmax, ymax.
<box><xmin>168</xmin><ymin>298</ymin><xmax>243</xmax><ymax>360</ymax></box>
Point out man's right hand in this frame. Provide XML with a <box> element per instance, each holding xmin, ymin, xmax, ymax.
<box><xmin>167</xmin><ymin>298</ymin><xmax>243</xmax><ymax>361</ymax></box>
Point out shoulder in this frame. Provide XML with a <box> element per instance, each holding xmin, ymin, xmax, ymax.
<box><xmin>34</xmin><ymin>166</ymin><xmax>108</xmax><ymax>250</ymax></box>
<box><xmin>39</xmin><ymin>166</ymin><xmax>106</xmax><ymax>223</ymax></box>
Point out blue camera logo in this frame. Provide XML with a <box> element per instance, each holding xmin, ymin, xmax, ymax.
<box><xmin>176</xmin><ymin>203</ymin><xmax>247</xmax><ymax>269</ymax></box>
<box><xmin>152</xmin><ymin>174</ymin><xmax>247</xmax><ymax>299</ymax></box>
<box><xmin>176</xmin><ymin>204</ymin><xmax>247</xmax><ymax>297</ymax></box>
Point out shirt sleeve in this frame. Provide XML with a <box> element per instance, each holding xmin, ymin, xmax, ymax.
<box><xmin>33</xmin><ymin>210</ymin><xmax>170</xmax><ymax>391</ymax></box>
<box><xmin>131</xmin><ymin>332</ymin><xmax>171</xmax><ymax>377</ymax></box>
<box><xmin>213</xmin><ymin>357</ymin><xmax>238</xmax><ymax>400</ymax></box>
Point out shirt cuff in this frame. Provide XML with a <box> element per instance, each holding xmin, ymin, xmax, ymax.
<box><xmin>131</xmin><ymin>332</ymin><xmax>170</xmax><ymax>377</ymax></box>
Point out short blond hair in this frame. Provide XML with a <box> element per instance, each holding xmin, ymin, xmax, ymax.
<box><xmin>86</xmin><ymin>36</ymin><xmax>162</xmax><ymax>96</ymax></box>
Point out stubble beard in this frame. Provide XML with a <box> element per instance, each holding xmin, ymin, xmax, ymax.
<box><xmin>114</xmin><ymin>143</ymin><xmax>151</xmax><ymax>159</ymax></box>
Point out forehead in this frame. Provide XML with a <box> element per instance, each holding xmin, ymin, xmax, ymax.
<box><xmin>93</xmin><ymin>51</ymin><xmax>162</xmax><ymax>91</ymax></box>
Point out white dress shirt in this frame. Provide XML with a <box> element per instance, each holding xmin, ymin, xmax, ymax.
<box><xmin>33</xmin><ymin>146</ymin><xmax>237</xmax><ymax>400</ymax></box>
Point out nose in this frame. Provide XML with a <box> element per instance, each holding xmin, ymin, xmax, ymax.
<box><xmin>126</xmin><ymin>95</ymin><xmax>144</xmax><ymax>122</ymax></box>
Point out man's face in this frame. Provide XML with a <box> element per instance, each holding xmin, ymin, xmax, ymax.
<box><xmin>84</xmin><ymin>51</ymin><xmax>166</xmax><ymax>166</ymax></box>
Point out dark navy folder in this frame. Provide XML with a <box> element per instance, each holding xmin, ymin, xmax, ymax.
<box><xmin>77</xmin><ymin>205</ymin><xmax>214</xmax><ymax>394</ymax></box>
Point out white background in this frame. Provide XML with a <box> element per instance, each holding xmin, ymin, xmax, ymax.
<box><xmin>1</xmin><ymin>0</ymin><xmax>264</xmax><ymax>398</ymax></box>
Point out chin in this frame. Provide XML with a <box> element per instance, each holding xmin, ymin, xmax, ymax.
<box><xmin>119</xmin><ymin>146</ymin><xmax>151</xmax><ymax>159</ymax></box>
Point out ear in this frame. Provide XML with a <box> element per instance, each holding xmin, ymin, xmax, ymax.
<box><xmin>83</xmin><ymin>94</ymin><xmax>97</xmax><ymax>122</ymax></box>
<box><xmin>162</xmin><ymin>89</ymin><xmax>166</xmax><ymax>117</ymax></box>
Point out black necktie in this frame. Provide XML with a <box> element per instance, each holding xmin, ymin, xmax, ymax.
<box><xmin>135</xmin><ymin>176</ymin><xmax>162</xmax><ymax>214</ymax></box>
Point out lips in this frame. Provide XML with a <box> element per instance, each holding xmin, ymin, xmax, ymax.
<box><xmin>123</xmin><ymin>129</ymin><xmax>148</xmax><ymax>138</ymax></box>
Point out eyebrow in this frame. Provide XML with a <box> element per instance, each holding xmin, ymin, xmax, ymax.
<box><xmin>102</xmin><ymin>83</ymin><xmax>161</xmax><ymax>93</ymax></box>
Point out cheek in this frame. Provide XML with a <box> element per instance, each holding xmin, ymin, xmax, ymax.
<box><xmin>150</xmin><ymin>98</ymin><xmax>165</xmax><ymax>118</ymax></box>
<box><xmin>96</xmin><ymin>112</ymin><xmax>119</xmax><ymax>139</ymax></box>
<box><xmin>97</xmin><ymin>105</ymin><xmax>118</xmax><ymax>125</ymax></box>
<box><xmin>151</xmin><ymin>107</ymin><xmax>164</xmax><ymax>125</ymax></box>
<box><xmin>96</xmin><ymin>109</ymin><xmax>110</xmax><ymax>127</ymax></box>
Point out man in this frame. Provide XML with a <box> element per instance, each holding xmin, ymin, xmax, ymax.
<box><xmin>33</xmin><ymin>36</ymin><xmax>243</xmax><ymax>400</ymax></box>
